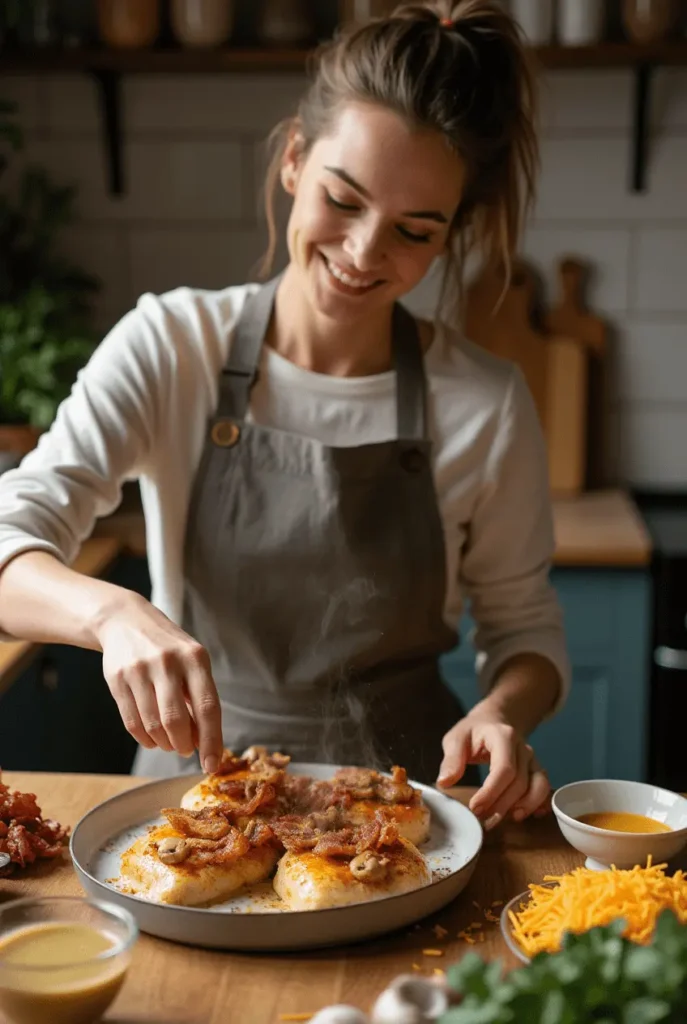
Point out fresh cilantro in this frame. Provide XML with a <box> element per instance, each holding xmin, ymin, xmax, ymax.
<box><xmin>440</xmin><ymin>910</ymin><xmax>687</xmax><ymax>1024</ymax></box>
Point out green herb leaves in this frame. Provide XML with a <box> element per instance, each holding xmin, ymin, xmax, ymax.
<box><xmin>441</xmin><ymin>910</ymin><xmax>687</xmax><ymax>1024</ymax></box>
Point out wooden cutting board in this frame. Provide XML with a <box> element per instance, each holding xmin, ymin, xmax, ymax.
<box><xmin>545</xmin><ymin>258</ymin><xmax>608</xmax><ymax>490</ymax></box>
<box><xmin>465</xmin><ymin>259</ymin><xmax>588</xmax><ymax>496</ymax></box>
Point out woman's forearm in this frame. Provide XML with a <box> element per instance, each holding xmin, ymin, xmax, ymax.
<box><xmin>0</xmin><ymin>550</ymin><xmax>139</xmax><ymax>651</ymax></box>
<box><xmin>468</xmin><ymin>652</ymin><xmax>562</xmax><ymax>736</ymax></box>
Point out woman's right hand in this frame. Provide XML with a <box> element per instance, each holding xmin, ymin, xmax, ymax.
<box><xmin>95</xmin><ymin>594</ymin><xmax>223</xmax><ymax>774</ymax></box>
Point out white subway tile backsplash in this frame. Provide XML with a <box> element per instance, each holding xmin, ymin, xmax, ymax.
<box><xmin>618</xmin><ymin>406</ymin><xmax>687</xmax><ymax>488</ymax></box>
<box><xmin>128</xmin><ymin>227</ymin><xmax>269</xmax><ymax>299</ymax></box>
<box><xmin>2</xmin><ymin>75</ymin><xmax>43</xmax><ymax>136</ymax></box>
<box><xmin>616</xmin><ymin>321</ymin><xmax>687</xmax><ymax>402</ymax></box>
<box><xmin>30</xmin><ymin>138</ymin><xmax>246</xmax><ymax>222</ymax></box>
<box><xmin>634</xmin><ymin>232</ymin><xmax>687</xmax><ymax>313</ymax></box>
<box><xmin>522</xmin><ymin>227</ymin><xmax>631</xmax><ymax>313</ymax></box>
<box><xmin>535</xmin><ymin>136</ymin><xmax>687</xmax><ymax>221</ymax></box>
<box><xmin>44</xmin><ymin>74</ymin><xmax>100</xmax><ymax>136</ymax></box>
<box><xmin>60</xmin><ymin>225</ymin><xmax>131</xmax><ymax>326</ymax></box>
<box><xmin>543</xmin><ymin>71</ymin><xmax>631</xmax><ymax>132</ymax></box>
<box><xmin>126</xmin><ymin>74</ymin><xmax>307</xmax><ymax>135</ymax></box>
<box><xmin>654</xmin><ymin>70</ymin><xmax>687</xmax><ymax>132</ymax></box>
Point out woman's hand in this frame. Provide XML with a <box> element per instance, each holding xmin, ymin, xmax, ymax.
<box><xmin>436</xmin><ymin>706</ymin><xmax>551</xmax><ymax>829</ymax></box>
<box><xmin>95</xmin><ymin>593</ymin><xmax>223</xmax><ymax>774</ymax></box>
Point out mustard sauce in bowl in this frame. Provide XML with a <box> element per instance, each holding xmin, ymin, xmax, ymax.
<box><xmin>0</xmin><ymin>897</ymin><xmax>138</xmax><ymax>1024</ymax></box>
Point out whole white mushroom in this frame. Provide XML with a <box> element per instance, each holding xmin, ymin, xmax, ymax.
<box><xmin>308</xmin><ymin>1005</ymin><xmax>371</xmax><ymax>1024</ymax></box>
<box><xmin>370</xmin><ymin>974</ymin><xmax>449</xmax><ymax>1024</ymax></box>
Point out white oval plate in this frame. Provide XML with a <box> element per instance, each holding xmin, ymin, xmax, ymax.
<box><xmin>70</xmin><ymin>764</ymin><xmax>483</xmax><ymax>951</ymax></box>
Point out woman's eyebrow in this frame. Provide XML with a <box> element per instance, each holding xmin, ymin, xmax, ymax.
<box><xmin>323</xmin><ymin>165</ymin><xmax>448</xmax><ymax>223</ymax></box>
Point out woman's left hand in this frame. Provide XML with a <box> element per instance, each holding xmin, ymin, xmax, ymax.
<box><xmin>436</xmin><ymin>708</ymin><xmax>551</xmax><ymax>829</ymax></box>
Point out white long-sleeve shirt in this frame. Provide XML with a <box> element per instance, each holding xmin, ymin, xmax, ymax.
<box><xmin>0</xmin><ymin>283</ymin><xmax>569</xmax><ymax>707</ymax></box>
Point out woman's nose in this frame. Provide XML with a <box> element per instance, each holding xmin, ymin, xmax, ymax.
<box><xmin>342</xmin><ymin>219</ymin><xmax>385</xmax><ymax>272</ymax></box>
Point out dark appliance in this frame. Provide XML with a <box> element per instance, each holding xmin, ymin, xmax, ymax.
<box><xmin>635</xmin><ymin>491</ymin><xmax>687</xmax><ymax>792</ymax></box>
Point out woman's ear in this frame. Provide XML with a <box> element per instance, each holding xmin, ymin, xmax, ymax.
<box><xmin>280</xmin><ymin>124</ymin><xmax>306</xmax><ymax>197</ymax></box>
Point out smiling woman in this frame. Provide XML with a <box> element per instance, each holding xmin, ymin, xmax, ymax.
<box><xmin>0</xmin><ymin>2</ymin><xmax>568</xmax><ymax>832</ymax></box>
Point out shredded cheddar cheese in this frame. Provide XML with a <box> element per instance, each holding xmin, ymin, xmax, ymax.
<box><xmin>509</xmin><ymin>857</ymin><xmax>687</xmax><ymax>958</ymax></box>
<box><xmin>422</xmin><ymin>948</ymin><xmax>444</xmax><ymax>956</ymax></box>
<box><xmin>278</xmin><ymin>1015</ymin><xmax>312</xmax><ymax>1022</ymax></box>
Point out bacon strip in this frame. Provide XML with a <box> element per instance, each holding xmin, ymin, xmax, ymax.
<box><xmin>0</xmin><ymin>773</ymin><xmax>69</xmax><ymax>876</ymax></box>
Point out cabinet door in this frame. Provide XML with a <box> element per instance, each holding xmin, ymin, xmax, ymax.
<box><xmin>440</xmin><ymin>567</ymin><xmax>651</xmax><ymax>788</ymax></box>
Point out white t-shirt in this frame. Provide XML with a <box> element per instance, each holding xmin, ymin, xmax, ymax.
<box><xmin>0</xmin><ymin>283</ymin><xmax>569</xmax><ymax>707</ymax></box>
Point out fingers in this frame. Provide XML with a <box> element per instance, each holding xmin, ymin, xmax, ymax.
<box><xmin>185</xmin><ymin>646</ymin><xmax>223</xmax><ymax>774</ymax></box>
<box><xmin>477</xmin><ymin>741</ymin><xmax>532</xmax><ymax>830</ymax></box>
<box><xmin>467</xmin><ymin>724</ymin><xmax>519</xmax><ymax>821</ymax></box>
<box><xmin>110</xmin><ymin>683</ymin><xmax>156</xmax><ymax>750</ymax></box>
<box><xmin>511</xmin><ymin>755</ymin><xmax>552</xmax><ymax>821</ymax></box>
<box><xmin>437</xmin><ymin>722</ymin><xmax>471</xmax><ymax>787</ymax></box>
<box><xmin>129</xmin><ymin>672</ymin><xmax>175</xmax><ymax>752</ymax></box>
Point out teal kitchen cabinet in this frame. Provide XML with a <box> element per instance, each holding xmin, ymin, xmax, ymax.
<box><xmin>0</xmin><ymin>555</ymin><xmax>150</xmax><ymax>774</ymax></box>
<box><xmin>440</xmin><ymin>567</ymin><xmax>652</xmax><ymax>788</ymax></box>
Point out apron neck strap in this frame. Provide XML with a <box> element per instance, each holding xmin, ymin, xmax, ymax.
<box><xmin>218</xmin><ymin>275</ymin><xmax>427</xmax><ymax>441</ymax></box>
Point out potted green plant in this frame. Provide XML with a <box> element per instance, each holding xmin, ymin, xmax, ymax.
<box><xmin>0</xmin><ymin>97</ymin><xmax>100</xmax><ymax>457</ymax></box>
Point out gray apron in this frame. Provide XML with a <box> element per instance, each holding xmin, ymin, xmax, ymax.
<box><xmin>134</xmin><ymin>276</ymin><xmax>473</xmax><ymax>784</ymax></box>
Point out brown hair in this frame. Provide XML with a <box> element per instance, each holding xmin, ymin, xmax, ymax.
<box><xmin>259</xmin><ymin>0</ymin><xmax>538</xmax><ymax>318</ymax></box>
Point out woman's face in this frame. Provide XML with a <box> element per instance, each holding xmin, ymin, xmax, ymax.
<box><xmin>281</xmin><ymin>102</ymin><xmax>466</xmax><ymax>324</ymax></box>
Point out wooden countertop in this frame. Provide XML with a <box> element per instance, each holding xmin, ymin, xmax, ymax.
<box><xmin>0</xmin><ymin>771</ymin><xmax>589</xmax><ymax>1024</ymax></box>
<box><xmin>551</xmin><ymin>489</ymin><xmax>651</xmax><ymax>568</ymax></box>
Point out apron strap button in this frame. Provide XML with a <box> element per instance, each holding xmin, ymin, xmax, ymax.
<box><xmin>400</xmin><ymin>448</ymin><xmax>425</xmax><ymax>473</ymax></box>
<box><xmin>211</xmin><ymin>420</ymin><xmax>240</xmax><ymax>448</ymax></box>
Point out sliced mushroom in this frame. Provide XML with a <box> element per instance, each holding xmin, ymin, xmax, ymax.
<box><xmin>242</xmin><ymin>745</ymin><xmax>268</xmax><ymax>763</ymax></box>
<box><xmin>349</xmin><ymin>851</ymin><xmax>388</xmax><ymax>883</ymax></box>
<box><xmin>157</xmin><ymin>836</ymin><xmax>189</xmax><ymax>865</ymax></box>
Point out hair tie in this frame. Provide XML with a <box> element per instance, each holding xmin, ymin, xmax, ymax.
<box><xmin>440</xmin><ymin>17</ymin><xmax>455</xmax><ymax>28</ymax></box>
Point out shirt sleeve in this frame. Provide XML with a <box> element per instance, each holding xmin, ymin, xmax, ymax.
<box><xmin>459</xmin><ymin>364</ymin><xmax>571</xmax><ymax>717</ymax></box>
<box><xmin>0</xmin><ymin>300</ymin><xmax>164</xmax><ymax>616</ymax></box>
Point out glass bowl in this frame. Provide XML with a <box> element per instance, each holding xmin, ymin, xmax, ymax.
<box><xmin>499</xmin><ymin>889</ymin><xmax>533</xmax><ymax>965</ymax></box>
<box><xmin>0</xmin><ymin>895</ymin><xmax>138</xmax><ymax>1024</ymax></box>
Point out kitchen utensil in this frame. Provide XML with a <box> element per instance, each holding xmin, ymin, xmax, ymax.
<box><xmin>70</xmin><ymin>764</ymin><xmax>483</xmax><ymax>952</ymax></box>
<box><xmin>0</xmin><ymin>854</ymin><xmax>10</xmax><ymax>870</ymax></box>
<box><xmin>552</xmin><ymin>779</ymin><xmax>687</xmax><ymax>871</ymax></box>
<box><xmin>464</xmin><ymin>259</ymin><xmax>589</xmax><ymax>495</ymax></box>
<box><xmin>546</xmin><ymin>259</ymin><xmax>606</xmax><ymax>355</ymax></box>
<box><xmin>546</xmin><ymin>258</ymin><xmax>608</xmax><ymax>491</ymax></box>
<box><xmin>464</xmin><ymin>260</ymin><xmax>549</xmax><ymax>425</ymax></box>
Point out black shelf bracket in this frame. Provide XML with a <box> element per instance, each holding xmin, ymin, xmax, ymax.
<box><xmin>90</xmin><ymin>68</ymin><xmax>124</xmax><ymax>197</ymax></box>
<box><xmin>631</xmin><ymin>61</ymin><xmax>654</xmax><ymax>193</ymax></box>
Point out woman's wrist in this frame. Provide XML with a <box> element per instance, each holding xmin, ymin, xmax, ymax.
<box><xmin>466</xmin><ymin>652</ymin><xmax>561</xmax><ymax>737</ymax></box>
<box><xmin>86</xmin><ymin>581</ymin><xmax>148</xmax><ymax>651</ymax></box>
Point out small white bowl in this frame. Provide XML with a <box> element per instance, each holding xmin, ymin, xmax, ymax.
<box><xmin>552</xmin><ymin>779</ymin><xmax>687</xmax><ymax>871</ymax></box>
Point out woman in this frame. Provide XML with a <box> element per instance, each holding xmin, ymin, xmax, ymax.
<box><xmin>0</xmin><ymin>0</ymin><xmax>568</xmax><ymax>831</ymax></box>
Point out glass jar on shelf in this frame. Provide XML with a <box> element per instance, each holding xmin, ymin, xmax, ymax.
<box><xmin>170</xmin><ymin>0</ymin><xmax>235</xmax><ymax>49</ymax></box>
<box><xmin>97</xmin><ymin>0</ymin><xmax>161</xmax><ymax>49</ymax></box>
<box><xmin>622</xmin><ymin>0</ymin><xmax>680</xmax><ymax>42</ymax></box>
<box><xmin>258</xmin><ymin>0</ymin><xmax>313</xmax><ymax>46</ymax></box>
